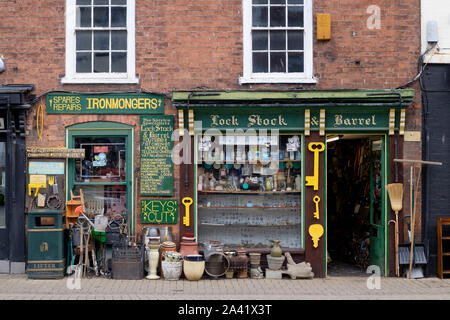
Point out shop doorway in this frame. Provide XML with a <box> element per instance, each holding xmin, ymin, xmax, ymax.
<box><xmin>0</xmin><ymin>136</ymin><xmax>7</xmax><ymax>260</ymax></box>
<box><xmin>66</xmin><ymin>122</ymin><xmax>135</xmax><ymax>235</ymax></box>
<box><xmin>326</xmin><ymin>134</ymin><xmax>386</xmax><ymax>277</ymax></box>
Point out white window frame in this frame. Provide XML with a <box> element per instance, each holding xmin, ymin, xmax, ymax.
<box><xmin>62</xmin><ymin>0</ymin><xmax>139</xmax><ymax>84</ymax></box>
<box><xmin>240</xmin><ymin>0</ymin><xmax>316</xmax><ymax>84</ymax></box>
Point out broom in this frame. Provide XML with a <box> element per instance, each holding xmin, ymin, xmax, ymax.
<box><xmin>387</xmin><ymin>183</ymin><xmax>403</xmax><ymax>277</ymax></box>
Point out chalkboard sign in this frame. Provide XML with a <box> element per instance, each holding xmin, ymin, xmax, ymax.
<box><xmin>141</xmin><ymin>199</ymin><xmax>178</xmax><ymax>224</ymax></box>
<box><xmin>140</xmin><ymin>115</ymin><xmax>174</xmax><ymax>196</ymax></box>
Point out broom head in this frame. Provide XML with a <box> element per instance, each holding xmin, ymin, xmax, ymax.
<box><xmin>387</xmin><ymin>183</ymin><xmax>403</xmax><ymax>212</ymax></box>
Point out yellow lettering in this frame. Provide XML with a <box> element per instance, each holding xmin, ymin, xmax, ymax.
<box><xmin>151</xmin><ymin>98</ymin><xmax>158</xmax><ymax>109</ymax></box>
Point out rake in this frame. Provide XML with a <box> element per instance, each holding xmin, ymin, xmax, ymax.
<box><xmin>387</xmin><ymin>183</ymin><xmax>403</xmax><ymax>277</ymax></box>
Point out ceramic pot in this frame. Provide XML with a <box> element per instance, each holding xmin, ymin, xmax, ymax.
<box><xmin>235</xmin><ymin>250</ymin><xmax>248</xmax><ymax>279</ymax></box>
<box><xmin>161</xmin><ymin>260</ymin><xmax>183</xmax><ymax>280</ymax></box>
<box><xmin>205</xmin><ymin>252</ymin><xmax>229</xmax><ymax>278</ymax></box>
<box><xmin>266</xmin><ymin>254</ymin><xmax>285</xmax><ymax>271</ymax></box>
<box><xmin>146</xmin><ymin>244</ymin><xmax>160</xmax><ymax>280</ymax></box>
<box><xmin>249</xmin><ymin>252</ymin><xmax>261</xmax><ymax>265</ymax></box>
<box><xmin>179</xmin><ymin>242</ymin><xmax>199</xmax><ymax>257</ymax></box>
<box><xmin>183</xmin><ymin>260</ymin><xmax>205</xmax><ymax>281</ymax></box>
<box><xmin>159</xmin><ymin>241</ymin><xmax>177</xmax><ymax>278</ymax></box>
<box><xmin>270</xmin><ymin>240</ymin><xmax>282</xmax><ymax>257</ymax></box>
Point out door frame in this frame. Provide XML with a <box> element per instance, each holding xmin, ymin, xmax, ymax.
<box><xmin>324</xmin><ymin>133</ymin><xmax>389</xmax><ymax>276</ymax></box>
<box><xmin>66</xmin><ymin>121</ymin><xmax>135</xmax><ymax>236</ymax></box>
<box><xmin>0</xmin><ymin>134</ymin><xmax>8</xmax><ymax>261</ymax></box>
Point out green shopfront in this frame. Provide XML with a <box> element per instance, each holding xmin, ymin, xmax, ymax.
<box><xmin>172</xmin><ymin>89</ymin><xmax>415</xmax><ymax>278</ymax></box>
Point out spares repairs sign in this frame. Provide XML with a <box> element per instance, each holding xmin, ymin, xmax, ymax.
<box><xmin>46</xmin><ymin>92</ymin><xmax>164</xmax><ymax>114</ymax></box>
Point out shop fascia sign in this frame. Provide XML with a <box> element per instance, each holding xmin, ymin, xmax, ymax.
<box><xmin>45</xmin><ymin>92</ymin><xmax>164</xmax><ymax>114</ymax></box>
<box><xmin>196</xmin><ymin>110</ymin><xmax>391</xmax><ymax>130</ymax></box>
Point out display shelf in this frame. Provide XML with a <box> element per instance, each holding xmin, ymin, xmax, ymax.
<box><xmin>200</xmin><ymin>223</ymin><xmax>301</xmax><ymax>227</ymax></box>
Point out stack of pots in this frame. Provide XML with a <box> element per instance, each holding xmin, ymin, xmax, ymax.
<box><xmin>179</xmin><ymin>233</ymin><xmax>199</xmax><ymax>258</ymax></box>
<box><xmin>249</xmin><ymin>253</ymin><xmax>263</xmax><ymax>279</ymax></box>
<box><xmin>159</xmin><ymin>241</ymin><xmax>177</xmax><ymax>278</ymax></box>
<box><xmin>266</xmin><ymin>240</ymin><xmax>285</xmax><ymax>271</ymax></box>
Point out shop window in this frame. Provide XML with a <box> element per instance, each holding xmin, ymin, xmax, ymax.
<box><xmin>240</xmin><ymin>0</ymin><xmax>315</xmax><ymax>84</ymax></box>
<box><xmin>62</xmin><ymin>0</ymin><xmax>138</xmax><ymax>84</ymax></box>
<box><xmin>75</xmin><ymin>137</ymin><xmax>126</xmax><ymax>183</ymax></box>
<box><xmin>196</xmin><ymin>133</ymin><xmax>303</xmax><ymax>250</ymax></box>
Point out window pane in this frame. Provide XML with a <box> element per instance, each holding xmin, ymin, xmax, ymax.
<box><xmin>252</xmin><ymin>30</ymin><xmax>268</xmax><ymax>50</ymax></box>
<box><xmin>288</xmin><ymin>52</ymin><xmax>303</xmax><ymax>72</ymax></box>
<box><xmin>76</xmin><ymin>52</ymin><xmax>92</xmax><ymax>73</ymax></box>
<box><xmin>76</xmin><ymin>31</ymin><xmax>92</xmax><ymax>50</ymax></box>
<box><xmin>77</xmin><ymin>0</ymin><xmax>91</xmax><ymax>5</ymax></box>
<box><xmin>288</xmin><ymin>0</ymin><xmax>303</xmax><ymax>4</ymax></box>
<box><xmin>112</xmin><ymin>52</ymin><xmax>127</xmax><ymax>72</ymax></box>
<box><xmin>74</xmin><ymin>185</ymin><xmax>127</xmax><ymax>219</ymax></box>
<box><xmin>253</xmin><ymin>52</ymin><xmax>268</xmax><ymax>72</ymax></box>
<box><xmin>94</xmin><ymin>0</ymin><xmax>108</xmax><ymax>4</ymax></box>
<box><xmin>94</xmin><ymin>7</ymin><xmax>109</xmax><ymax>27</ymax></box>
<box><xmin>270</xmin><ymin>30</ymin><xmax>285</xmax><ymax>50</ymax></box>
<box><xmin>76</xmin><ymin>7</ymin><xmax>91</xmax><ymax>27</ymax></box>
<box><xmin>270</xmin><ymin>0</ymin><xmax>286</xmax><ymax>4</ymax></box>
<box><xmin>111</xmin><ymin>30</ymin><xmax>127</xmax><ymax>50</ymax></box>
<box><xmin>94</xmin><ymin>52</ymin><xmax>109</xmax><ymax>72</ymax></box>
<box><xmin>288</xmin><ymin>30</ymin><xmax>303</xmax><ymax>50</ymax></box>
<box><xmin>270</xmin><ymin>6</ymin><xmax>286</xmax><ymax>27</ymax></box>
<box><xmin>252</xmin><ymin>0</ymin><xmax>267</xmax><ymax>4</ymax></box>
<box><xmin>94</xmin><ymin>31</ymin><xmax>110</xmax><ymax>50</ymax></box>
<box><xmin>288</xmin><ymin>6</ymin><xmax>303</xmax><ymax>27</ymax></box>
<box><xmin>252</xmin><ymin>6</ymin><xmax>268</xmax><ymax>27</ymax></box>
<box><xmin>75</xmin><ymin>136</ymin><xmax>126</xmax><ymax>183</ymax></box>
<box><xmin>111</xmin><ymin>7</ymin><xmax>126</xmax><ymax>27</ymax></box>
<box><xmin>270</xmin><ymin>52</ymin><xmax>286</xmax><ymax>72</ymax></box>
<box><xmin>112</xmin><ymin>0</ymin><xmax>127</xmax><ymax>4</ymax></box>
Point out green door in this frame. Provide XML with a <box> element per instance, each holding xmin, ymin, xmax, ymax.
<box><xmin>66</xmin><ymin>122</ymin><xmax>135</xmax><ymax>235</ymax></box>
<box><xmin>369</xmin><ymin>136</ymin><xmax>386</xmax><ymax>275</ymax></box>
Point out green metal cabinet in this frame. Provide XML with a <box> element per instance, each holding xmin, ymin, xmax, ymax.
<box><xmin>27</xmin><ymin>210</ymin><xmax>65</xmax><ymax>279</ymax></box>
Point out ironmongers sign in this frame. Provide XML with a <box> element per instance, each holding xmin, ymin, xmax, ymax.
<box><xmin>46</xmin><ymin>92</ymin><xmax>164</xmax><ymax>114</ymax></box>
<box><xmin>27</xmin><ymin>147</ymin><xmax>85</xmax><ymax>159</ymax></box>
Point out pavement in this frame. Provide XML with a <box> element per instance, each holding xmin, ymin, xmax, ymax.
<box><xmin>0</xmin><ymin>274</ymin><xmax>449</xmax><ymax>300</ymax></box>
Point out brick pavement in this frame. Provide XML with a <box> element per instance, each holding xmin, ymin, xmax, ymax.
<box><xmin>0</xmin><ymin>274</ymin><xmax>449</xmax><ymax>300</ymax></box>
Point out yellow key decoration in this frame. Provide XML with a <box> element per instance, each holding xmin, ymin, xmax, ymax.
<box><xmin>313</xmin><ymin>195</ymin><xmax>320</xmax><ymax>219</ymax></box>
<box><xmin>308</xmin><ymin>224</ymin><xmax>324</xmax><ymax>248</ymax></box>
<box><xmin>182</xmin><ymin>197</ymin><xmax>193</xmax><ymax>227</ymax></box>
<box><xmin>305</xmin><ymin>142</ymin><xmax>325</xmax><ymax>190</ymax></box>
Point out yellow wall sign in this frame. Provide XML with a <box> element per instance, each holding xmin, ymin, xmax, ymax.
<box><xmin>141</xmin><ymin>199</ymin><xmax>178</xmax><ymax>224</ymax></box>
